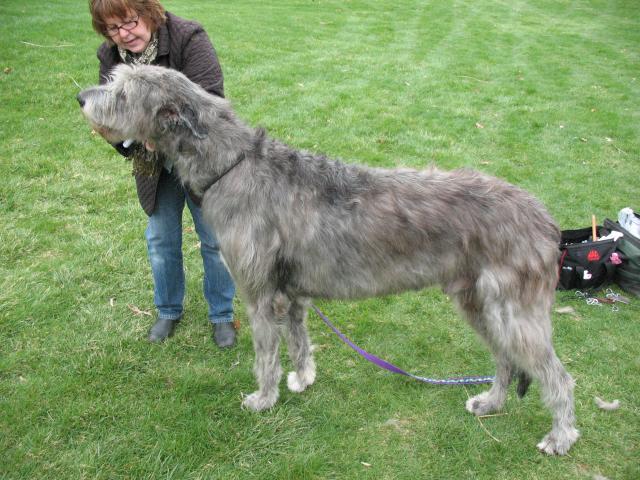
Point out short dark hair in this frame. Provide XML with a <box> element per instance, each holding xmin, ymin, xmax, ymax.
<box><xmin>89</xmin><ymin>0</ymin><xmax>166</xmax><ymax>38</ymax></box>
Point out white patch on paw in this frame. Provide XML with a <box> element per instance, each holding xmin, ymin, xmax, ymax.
<box><xmin>287</xmin><ymin>363</ymin><xmax>316</xmax><ymax>393</ymax></box>
<box><xmin>287</xmin><ymin>372</ymin><xmax>306</xmax><ymax>392</ymax></box>
<box><xmin>241</xmin><ymin>391</ymin><xmax>277</xmax><ymax>412</ymax></box>
<box><xmin>465</xmin><ymin>391</ymin><xmax>500</xmax><ymax>416</ymax></box>
<box><xmin>537</xmin><ymin>428</ymin><xmax>580</xmax><ymax>455</ymax></box>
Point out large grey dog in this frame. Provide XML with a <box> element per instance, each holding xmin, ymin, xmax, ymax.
<box><xmin>77</xmin><ymin>64</ymin><xmax>578</xmax><ymax>454</ymax></box>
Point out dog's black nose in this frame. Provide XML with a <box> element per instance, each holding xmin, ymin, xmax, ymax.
<box><xmin>76</xmin><ymin>93</ymin><xmax>85</xmax><ymax>108</ymax></box>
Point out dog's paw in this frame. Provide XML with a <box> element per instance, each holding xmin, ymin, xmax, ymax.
<box><xmin>241</xmin><ymin>391</ymin><xmax>278</xmax><ymax>412</ymax></box>
<box><xmin>287</xmin><ymin>370</ymin><xmax>315</xmax><ymax>393</ymax></box>
<box><xmin>537</xmin><ymin>427</ymin><xmax>579</xmax><ymax>455</ymax></box>
<box><xmin>287</xmin><ymin>361</ymin><xmax>316</xmax><ymax>393</ymax></box>
<box><xmin>465</xmin><ymin>391</ymin><xmax>503</xmax><ymax>416</ymax></box>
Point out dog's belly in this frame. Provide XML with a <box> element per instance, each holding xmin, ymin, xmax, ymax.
<box><xmin>289</xmin><ymin>254</ymin><xmax>443</xmax><ymax>299</ymax></box>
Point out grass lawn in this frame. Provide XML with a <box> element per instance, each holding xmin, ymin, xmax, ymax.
<box><xmin>1</xmin><ymin>0</ymin><xmax>639</xmax><ymax>478</ymax></box>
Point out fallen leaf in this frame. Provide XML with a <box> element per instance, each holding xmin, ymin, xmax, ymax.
<box><xmin>361</xmin><ymin>462</ymin><xmax>372</xmax><ymax>468</ymax></box>
<box><xmin>4</xmin><ymin>67</ymin><xmax>12</xmax><ymax>74</ymax></box>
<box><xmin>475</xmin><ymin>122</ymin><xmax>484</xmax><ymax>129</ymax></box>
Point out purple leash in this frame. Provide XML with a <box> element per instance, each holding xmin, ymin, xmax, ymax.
<box><xmin>312</xmin><ymin>304</ymin><xmax>494</xmax><ymax>386</ymax></box>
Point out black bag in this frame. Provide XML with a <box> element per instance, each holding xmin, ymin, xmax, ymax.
<box><xmin>557</xmin><ymin>226</ymin><xmax>619</xmax><ymax>290</ymax></box>
<box><xmin>604</xmin><ymin>217</ymin><xmax>640</xmax><ymax>297</ymax></box>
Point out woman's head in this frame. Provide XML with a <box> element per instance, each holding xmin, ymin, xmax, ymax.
<box><xmin>90</xmin><ymin>0</ymin><xmax>166</xmax><ymax>52</ymax></box>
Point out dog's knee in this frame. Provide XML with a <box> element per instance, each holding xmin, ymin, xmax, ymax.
<box><xmin>272</xmin><ymin>291</ymin><xmax>291</xmax><ymax>319</ymax></box>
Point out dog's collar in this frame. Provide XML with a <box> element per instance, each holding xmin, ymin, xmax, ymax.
<box><xmin>201</xmin><ymin>151</ymin><xmax>246</xmax><ymax>194</ymax></box>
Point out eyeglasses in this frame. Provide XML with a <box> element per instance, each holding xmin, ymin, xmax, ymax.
<box><xmin>105</xmin><ymin>16</ymin><xmax>139</xmax><ymax>37</ymax></box>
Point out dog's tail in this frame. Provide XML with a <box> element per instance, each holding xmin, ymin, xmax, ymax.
<box><xmin>516</xmin><ymin>371</ymin><xmax>533</xmax><ymax>398</ymax></box>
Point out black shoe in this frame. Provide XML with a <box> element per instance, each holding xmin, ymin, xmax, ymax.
<box><xmin>148</xmin><ymin>318</ymin><xmax>179</xmax><ymax>343</ymax></box>
<box><xmin>213</xmin><ymin>322</ymin><xmax>236</xmax><ymax>348</ymax></box>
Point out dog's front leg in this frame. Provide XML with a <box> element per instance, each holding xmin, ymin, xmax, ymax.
<box><xmin>242</xmin><ymin>299</ymin><xmax>282</xmax><ymax>411</ymax></box>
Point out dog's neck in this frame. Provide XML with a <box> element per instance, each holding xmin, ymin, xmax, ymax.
<box><xmin>199</xmin><ymin>150</ymin><xmax>246</xmax><ymax>194</ymax></box>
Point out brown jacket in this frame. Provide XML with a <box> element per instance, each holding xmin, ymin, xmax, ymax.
<box><xmin>97</xmin><ymin>12</ymin><xmax>224</xmax><ymax>215</ymax></box>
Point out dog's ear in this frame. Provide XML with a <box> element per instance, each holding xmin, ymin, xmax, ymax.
<box><xmin>156</xmin><ymin>103</ymin><xmax>208</xmax><ymax>139</ymax></box>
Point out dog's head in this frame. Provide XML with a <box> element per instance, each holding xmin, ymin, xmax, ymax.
<box><xmin>77</xmin><ymin>64</ymin><xmax>210</xmax><ymax>149</ymax></box>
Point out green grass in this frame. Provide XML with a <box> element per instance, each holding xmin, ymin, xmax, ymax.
<box><xmin>1</xmin><ymin>0</ymin><xmax>639</xmax><ymax>478</ymax></box>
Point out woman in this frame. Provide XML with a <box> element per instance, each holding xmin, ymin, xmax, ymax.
<box><xmin>89</xmin><ymin>0</ymin><xmax>236</xmax><ymax>347</ymax></box>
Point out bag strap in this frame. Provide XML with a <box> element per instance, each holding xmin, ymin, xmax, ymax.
<box><xmin>557</xmin><ymin>249</ymin><xmax>569</xmax><ymax>289</ymax></box>
<box><xmin>604</xmin><ymin>261</ymin><xmax>617</xmax><ymax>284</ymax></box>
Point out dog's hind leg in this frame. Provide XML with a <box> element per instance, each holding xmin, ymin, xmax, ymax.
<box><xmin>471</xmin><ymin>294</ymin><xmax>579</xmax><ymax>455</ymax></box>
<box><xmin>533</xmin><ymin>350</ymin><xmax>579</xmax><ymax>455</ymax></box>
<box><xmin>496</xmin><ymin>300</ymin><xmax>578</xmax><ymax>455</ymax></box>
<box><xmin>284</xmin><ymin>297</ymin><xmax>316</xmax><ymax>393</ymax></box>
<box><xmin>453</xmin><ymin>292</ymin><xmax>513</xmax><ymax>416</ymax></box>
<box><xmin>242</xmin><ymin>297</ymin><xmax>283</xmax><ymax>412</ymax></box>
<box><xmin>497</xmin><ymin>307</ymin><xmax>579</xmax><ymax>454</ymax></box>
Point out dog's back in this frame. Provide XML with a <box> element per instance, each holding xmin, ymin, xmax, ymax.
<box><xmin>239</xmin><ymin>139</ymin><xmax>559</xmax><ymax>302</ymax></box>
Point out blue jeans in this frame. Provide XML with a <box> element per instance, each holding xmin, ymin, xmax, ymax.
<box><xmin>145</xmin><ymin>170</ymin><xmax>235</xmax><ymax>324</ymax></box>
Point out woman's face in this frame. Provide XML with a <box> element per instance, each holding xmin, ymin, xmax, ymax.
<box><xmin>103</xmin><ymin>10</ymin><xmax>152</xmax><ymax>53</ymax></box>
